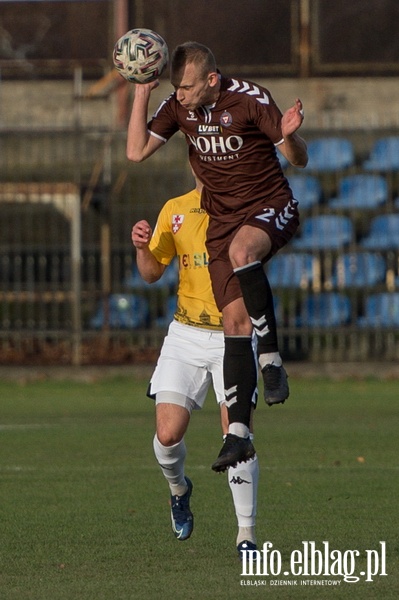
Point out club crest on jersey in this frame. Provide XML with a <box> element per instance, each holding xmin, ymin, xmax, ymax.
<box><xmin>220</xmin><ymin>111</ymin><xmax>233</xmax><ymax>127</ymax></box>
<box><xmin>186</xmin><ymin>111</ymin><xmax>197</xmax><ymax>121</ymax></box>
<box><xmin>172</xmin><ymin>214</ymin><xmax>184</xmax><ymax>234</ymax></box>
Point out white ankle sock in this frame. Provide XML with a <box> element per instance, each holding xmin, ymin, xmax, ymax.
<box><xmin>228</xmin><ymin>422</ymin><xmax>250</xmax><ymax>438</ymax></box>
<box><xmin>259</xmin><ymin>352</ymin><xmax>282</xmax><ymax>369</ymax></box>
<box><xmin>237</xmin><ymin>527</ymin><xmax>256</xmax><ymax>546</ymax></box>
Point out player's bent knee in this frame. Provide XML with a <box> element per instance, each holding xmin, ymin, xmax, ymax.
<box><xmin>156</xmin><ymin>427</ymin><xmax>183</xmax><ymax>447</ymax></box>
<box><xmin>228</xmin><ymin>245</ymin><xmax>253</xmax><ymax>269</ymax></box>
<box><xmin>155</xmin><ymin>396</ymin><xmax>191</xmax><ymax>446</ymax></box>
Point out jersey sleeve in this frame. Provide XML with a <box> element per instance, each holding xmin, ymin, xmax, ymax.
<box><xmin>149</xmin><ymin>200</ymin><xmax>176</xmax><ymax>266</ymax></box>
<box><xmin>147</xmin><ymin>95</ymin><xmax>180</xmax><ymax>143</ymax></box>
<box><xmin>250</xmin><ymin>88</ymin><xmax>284</xmax><ymax>145</ymax></box>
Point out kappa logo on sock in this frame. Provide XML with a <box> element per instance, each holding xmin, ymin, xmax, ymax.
<box><xmin>230</xmin><ymin>475</ymin><xmax>251</xmax><ymax>485</ymax></box>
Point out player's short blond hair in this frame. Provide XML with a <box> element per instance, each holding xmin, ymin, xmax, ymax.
<box><xmin>171</xmin><ymin>42</ymin><xmax>217</xmax><ymax>80</ymax></box>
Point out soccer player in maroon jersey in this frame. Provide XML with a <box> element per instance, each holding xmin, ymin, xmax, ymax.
<box><xmin>126</xmin><ymin>41</ymin><xmax>308</xmax><ymax>472</ymax></box>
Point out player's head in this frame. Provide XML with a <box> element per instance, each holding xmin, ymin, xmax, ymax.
<box><xmin>171</xmin><ymin>42</ymin><xmax>219</xmax><ymax>110</ymax></box>
<box><xmin>172</xmin><ymin>42</ymin><xmax>217</xmax><ymax>79</ymax></box>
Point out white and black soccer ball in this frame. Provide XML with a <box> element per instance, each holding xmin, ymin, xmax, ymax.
<box><xmin>113</xmin><ymin>28</ymin><xmax>169</xmax><ymax>84</ymax></box>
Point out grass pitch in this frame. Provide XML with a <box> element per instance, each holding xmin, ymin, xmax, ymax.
<box><xmin>0</xmin><ymin>373</ymin><xmax>397</xmax><ymax>599</ymax></box>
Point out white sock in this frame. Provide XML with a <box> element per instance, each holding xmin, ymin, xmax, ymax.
<box><xmin>228</xmin><ymin>452</ymin><xmax>259</xmax><ymax>545</ymax></box>
<box><xmin>228</xmin><ymin>422</ymin><xmax>250</xmax><ymax>438</ymax></box>
<box><xmin>153</xmin><ymin>434</ymin><xmax>187</xmax><ymax>497</ymax></box>
<box><xmin>259</xmin><ymin>352</ymin><xmax>282</xmax><ymax>369</ymax></box>
<box><xmin>237</xmin><ymin>526</ymin><xmax>256</xmax><ymax>546</ymax></box>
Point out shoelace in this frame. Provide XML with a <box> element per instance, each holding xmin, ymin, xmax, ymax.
<box><xmin>171</xmin><ymin>491</ymin><xmax>190</xmax><ymax>520</ymax></box>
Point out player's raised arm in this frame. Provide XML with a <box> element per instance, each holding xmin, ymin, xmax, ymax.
<box><xmin>131</xmin><ymin>220</ymin><xmax>166</xmax><ymax>282</ymax></box>
<box><xmin>126</xmin><ymin>83</ymin><xmax>164</xmax><ymax>162</ymax></box>
<box><xmin>279</xmin><ymin>98</ymin><xmax>308</xmax><ymax>168</ymax></box>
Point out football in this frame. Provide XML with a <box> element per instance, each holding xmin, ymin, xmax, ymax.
<box><xmin>113</xmin><ymin>28</ymin><xmax>169</xmax><ymax>84</ymax></box>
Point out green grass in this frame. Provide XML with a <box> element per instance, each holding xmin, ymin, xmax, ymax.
<box><xmin>0</xmin><ymin>375</ymin><xmax>398</xmax><ymax>599</ymax></box>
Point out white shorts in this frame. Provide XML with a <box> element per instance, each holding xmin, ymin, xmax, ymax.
<box><xmin>148</xmin><ymin>320</ymin><xmax>225</xmax><ymax>411</ymax></box>
<box><xmin>148</xmin><ymin>320</ymin><xmax>257</xmax><ymax>412</ymax></box>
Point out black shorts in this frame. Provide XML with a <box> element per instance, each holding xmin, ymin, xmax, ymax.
<box><xmin>206</xmin><ymin>195</ymin><xmax>300</xmax><ymax>311</ymax></box>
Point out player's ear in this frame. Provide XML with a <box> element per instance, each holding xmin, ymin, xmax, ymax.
<box><xmin>208</xmin><ymin>72</ymin><xmax>219</xmax><ymax>87</ymax></box>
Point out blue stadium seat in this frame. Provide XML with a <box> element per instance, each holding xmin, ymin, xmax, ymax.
<box><xmin>90</xmin><ymin>294</ymin><xmax>149</xmax><ymax>329</ymax></box>
<box><xmin>360</xmin><ymin>214</ymin><xmax>399</xmax><ymax>250</ymax></box>
<box><xmin>306</xmin><ymin>137</ymin><xmax>355</xmax><ymax>172</ymax></box>
<box><xmin>358</xmin><ymin>293</ymin><xmax>399</xmax><ymax>327</ymax></box>
<box><xmin>125</xmin><ymin>258</ymin><xmax>179</xmax><ymax>291</ymax></box>
<box><xmin>331</xmin><ymin>252</ymin><xmax>386</xmax><ymax>288</ymax></box>
<box><xmin>329</xmin><ymin>174</ymin><xmax>388</xmax><ymax>210</ymax></box>
<box><xmin>155</xmin><ymin>295</ymin><xmax>178</xmax><ymax>328</ymax></box>
<box><xmin>266</xmin><ymin>253</ymin><xmax>318</xmax><ymax>288</ymax></box>
<box><xmin>292</xmin><ymin>215</ymin><xmax>353</xmax><ymax>251</ymax></box>
<box><xmin>287</xmin><ymin>175</ymin><xmax>322</xmax><ymax>210</ymax></box>
<box><xmin>362</xmin><ymin>136</ymin><xmax>399</xmax><ymax>171</ymax></box>
<box><xmin>297</xmin><ymin>293</ymin><xmax>351</xmax><ymax>327</ymax></box>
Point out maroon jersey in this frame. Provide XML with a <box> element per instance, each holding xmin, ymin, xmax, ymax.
<box><xmin>148</xmin><ymin>75</ymin><xmax>292</xmax><ymax>222</ymax></box>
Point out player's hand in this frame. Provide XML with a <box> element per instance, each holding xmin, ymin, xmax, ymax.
<box><xmin>134</xmin><ymin>80</ymin><xmax>159</xmax><ymax>92</ymax></box>
<box><xmin>281</xmin><ymin>98</ymin><xmax>304</xmax><ymax>137</ymax></box>
<box><xmin>131</xmin><ymin>220</ymin><xmax>152</xmax><ymax>248</ymax></box>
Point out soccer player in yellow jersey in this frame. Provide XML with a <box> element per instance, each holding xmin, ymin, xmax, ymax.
<box><xmin>131</xmin><ymin>176</ymin><xmax>258</xmax><ymax>558</ymax></box>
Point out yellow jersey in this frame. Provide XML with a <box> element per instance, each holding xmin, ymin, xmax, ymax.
<box><xmin>149</xmin><ymin>188</ymin><xmax>223</xmax><ymax>330</ymax></box>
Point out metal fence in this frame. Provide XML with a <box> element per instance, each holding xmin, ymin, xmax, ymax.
<box><xmin>1</xmin><ymin>81</ymin><xmax>399</xmax><ymax>364</ymax></box>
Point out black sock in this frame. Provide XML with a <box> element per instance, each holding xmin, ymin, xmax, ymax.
<box><xmin>224</xmin><ymin>336</ymin><xmax>257</xmax><ymax>428</ymax></box>
<box><xmin>234</xmin><ymin>261</ymin><xmax>278</xmax><ymax>354</ymax></box>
